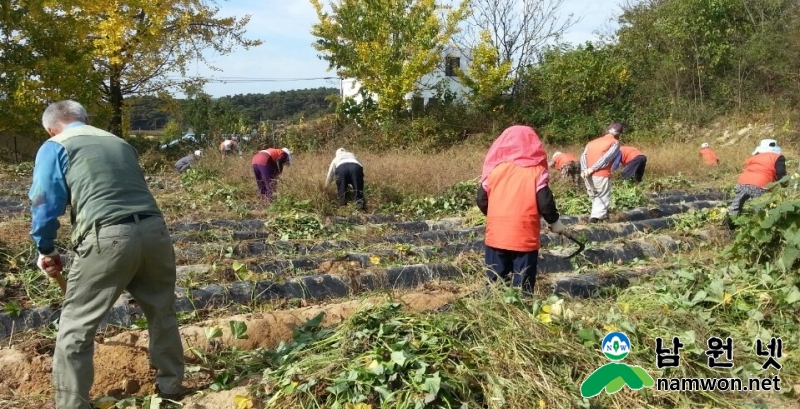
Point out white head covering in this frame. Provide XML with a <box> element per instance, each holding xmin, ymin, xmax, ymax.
<box><xmin>336</xmin><ymin>147</ymin><xmax>346</xmax><ymax>155</ymax></box>
<box><xmin>700</xmin><ymin>143</ymin><xmax>709</xmax><ymax>149</ymax></box>
<box><xmin>552</xmin><ymin>151</ymin><xmax>562</xmax><ymax>159</ymax></box>
<box><xmin>282</xmin><ymin>148</ymin><xmax>293</xmax><ymax>165</ymax></box>
<box><xmin>752</xmin><ymin>139</ymin><xmax>781</xmax><ymax>156</ymax></box>
<box><xmin>194</xmin><ymin>150</ymin><xmax>203</xmax><ymax>157</ymax></box>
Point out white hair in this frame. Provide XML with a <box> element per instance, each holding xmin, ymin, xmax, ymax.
<box><xmin>282</xmin><ymin>148</ymin><xmax>293</xmax><ymax>165</ymax></box>
<box><xmin>42</xmin><ymin>100</ymin><xmax>88</xmax><ymax>131</ymax></box>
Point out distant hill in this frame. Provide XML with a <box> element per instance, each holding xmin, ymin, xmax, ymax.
<box><xmin>128</xmin><ymin>87</ymin><xmax>339</xmax><ymax>131</ymax></box>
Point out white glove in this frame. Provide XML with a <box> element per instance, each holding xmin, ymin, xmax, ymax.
<box><xmin>38</xmin><ymin>251</ymin><xmax>65</xmax><ymax>277</ymax></box>
<box><xmin>580</xmin><ymin>168</ymin><xmax>594</xmax><ymax>179</ymax></box>
<box><xmin>549</xmin><ymin>220</ymin><xmax>566</xmax><ymax>235</ymax></box>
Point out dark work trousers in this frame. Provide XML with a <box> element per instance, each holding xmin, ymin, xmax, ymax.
<box><xmin>335</xmin><ymin>162</ymin><xmax>365</xmax><ymax>210</ymax></box>
<box><xmin>622</xmin><ymin>155</ymin><xmax>647</xmax><ymax>183</ymax></box>
<box><xmin>484</xmin><ymin>245</ymin><xmax>539</xmax><ymax>294</ymax></box>
<box><xmin>252</xmin><ymin>163</ymin><xmax>277</xmax><ymax>202</ymax></box>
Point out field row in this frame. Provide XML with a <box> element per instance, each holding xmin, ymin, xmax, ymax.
<box><xmin>0</xmin><ymin>195</ymin><xmax>726</xmax><ymax>340</ymax></box>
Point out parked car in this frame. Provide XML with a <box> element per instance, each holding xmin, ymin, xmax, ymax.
<box><xmin>159</xmin><ymin>132</ymin><xmax>205</xmax><ymax>150</ymax></box>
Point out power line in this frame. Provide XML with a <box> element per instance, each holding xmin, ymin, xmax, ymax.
<box><xmin>167</xmin><ymin>76</ymin><xmax>340</xmax><ymax>83</ymax></box>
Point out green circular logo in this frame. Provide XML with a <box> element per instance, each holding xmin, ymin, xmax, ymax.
<box><xmin>602</xmin><ymin>332</ymin><xmax>631</xmax><ymax>361</ymax></box>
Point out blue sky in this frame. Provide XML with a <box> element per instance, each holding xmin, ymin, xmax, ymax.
<box><xmin>186</xmin><ymin>0</ymin><xmax>625</xmax><ymax>98</ymax></box>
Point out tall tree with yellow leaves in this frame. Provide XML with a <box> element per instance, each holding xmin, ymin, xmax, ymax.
<box><xmin>310</xmin><ymin>0</ymin><xmax>469</xmax><ymax>116</ymax></box>
<box><xmin>0</xmin><ymin>0</ymin><xmax>104</xmax><ymax>144</ymax></box>
<box><xmin>52</xmin><ymin>0</ymin><xmax>261</xmax><ymax>136</ymax></box>
<box><xmin>457</xmin><ymin>30</ymin><xmax>513</xmax><ymax>112</ymax></box>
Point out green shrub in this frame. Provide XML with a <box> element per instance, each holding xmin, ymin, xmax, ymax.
<box><xmin>379</xmin><ymin>179</ymin><xmax>479</xmax><ymax>219</ymax></box>
<box><xmin>725</xmin><ymin>179</ymin><xmax>800</xmax><ymax>271</ymax></box>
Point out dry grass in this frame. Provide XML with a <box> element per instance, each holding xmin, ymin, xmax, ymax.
<box><xmin>199</xmin><ymin>147</ymin><xmax>484</xmax><ymax>207</ymax></box>
<box><xmin>189</xmin><ymin>136</ymin><xmax>788</xmax><ymax>206</ymax></box>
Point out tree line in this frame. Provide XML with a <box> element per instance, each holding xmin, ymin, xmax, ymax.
<box><xmin>0</xmin><ymin>0</ymin><xmax>259</xmax><ymax>141</ymax></box>
<box><xmin>2</xmin><ymin>0</ymin><xmax>799</xmax><ymax>160</ymax></box>
<box><xmin>128</xmin><ymin>87</ymin><xmax>339</xmax><ymax>132</ymax></box>
<box><xmin>311</xmin><ymin>0</ymin><xmax>800</xmax><ymax>148</ymax></box>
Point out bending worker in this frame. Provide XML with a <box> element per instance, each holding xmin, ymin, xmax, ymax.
<box><xmin>476</xmin><ymin>125</ymin><xmax>568</xmax><ymax>294</ymax></box>
<box><xmin>549</xmin><ymin>151</ymin><xmax>581</xmax><ymax>184</ymax></box>
<box><xmin>251</xmin><ymin>147</ymin><xmax>292</xmax><ymax>202</ymax></box>
<box><xmin>699</xmin><ymin>143</ymin><xmax>719</xmax><ymax>165</ymax></box>
<box><xmin>612</xmin><ymin>145</ymin><xmax>647</xmax><ymax>184</ymax></box>
<box><xmin>726</xmin><ymin>139</ymin><xmax>786</xmax><ymax>229</ymax></box>
<box><xmin>174</xmin><ymin>150</ymin><xmax>202</xmax><ymax>173</ymax></box>
<box><xmin>219</xmin><ymin>136</ymin><xmax>241</xmax><ymax>158</ymax></box>
<box><xmin>29</xmin><ymin>100</ymin><xmax>185</xmax><ymax>407</ymax></box>
<box><xmin>580</xmin><ymin>123</ymin><xmax>623</xmax><ymax>223</ymax></box>
<box><xmin>324</xmin><ymin>147</ymin><xmax>366</xmax><ymax>210</ymax></box>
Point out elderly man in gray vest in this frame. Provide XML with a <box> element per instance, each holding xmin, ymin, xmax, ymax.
<box><xmin>29</xmin><ymin>100</ymin><xmax>186</xmax><ymax>408</ymax></box>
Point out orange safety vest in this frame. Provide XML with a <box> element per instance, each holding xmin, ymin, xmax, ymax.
<box><xmin>265</xmin><ymin>148</ymin><xmax>284</xmax><ymax>162</ymax></box>
<box><xmin>584</xmin><ymin>134</ymin><xmax>619</xmax><ymax>178</ymax></box>
<box><xmin>620</xmin><ymin>146</ymin><xmax>643</xmax><ymax>165</ymax></box>
<box><xmin>699</xmin><ymin>148</ymin><xmax>718</xmax><ymax>165</ymax></box>
<box><xmin>737</xmin><ymin>152</ymin><xmax>780</xmax><ymax>188</ymax></box>
<box><xmin>251</xmin><ymin>150</ymin><xmax>270</xmax><ymax>166</ymax></box>
<box><xmin>252</xmin><ymin>148</ymin><xmax>286</xmax><ymax>166</ymax></box>
<box><xmin>484</xmin><ymin>162</ymin><xmax>544</xmax><ymax>252</ymax></box>
<box><xmin>554</xmin><ymin>153</ymin><xmax>578</xmax><ymax>170</ymax></box>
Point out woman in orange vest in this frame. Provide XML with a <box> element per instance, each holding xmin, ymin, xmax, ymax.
<box><xmin>251</xmin><ymin>146</ymin><xmax>293</xmax><ymax>202</ymax></box>
<box><xmin>699</xmin><ymin>143</ymin><xmax>719</xmax><ymax>165</ymax></box>
<box><xmin>611</xmin><ymin>145</ymin><xmax>647</xmax><ymax>183</ymax></box>
<box><xmin>580</xmin><ymin>123</ymin><xmax>623</xmax><ymax>223</ymax></box>
<box><xmin>476</xmin><ymin>125</ymin><xmax>568</xmax><ymax>293</ymax></box>
<box><xmin>726</xmin><ymin>139</ymin><xmax>786</xmax><ymax>229</ymax></box>
<box><xmin>549</xmin><ymin>151</ymin><xmax>581</xmax><ymax>184</ymax></box>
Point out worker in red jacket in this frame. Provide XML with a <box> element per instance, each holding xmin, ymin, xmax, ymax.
<box><xmin>726</xmin><ymin>139</ymin><xmax>786</xmax><ymax>229</ymax></box>
<box><xmin>549</xmin><ymin>151</ymin><xmax>581</xmax><ymax>184</ymax></box>
<box><xmin>611</xmin><ymin>145</ymin><xmax>647</xmax><ymax>184</ymax></box>
<box><xmin>251</xmin><ymin>147</ymin><xmax>293</xmax><ymax>202</ymax></box>
<box><xmin>699</xmin><ymin>143</ymin><xmax>719</xmax><ymax>165</ymax></box>
<box><xmin>476</xmin><ymin>125</ymin><xmax>568</xmax><ymax>294</ymax></box>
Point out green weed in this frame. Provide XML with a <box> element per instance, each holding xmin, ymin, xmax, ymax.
<box><xmin>180</xmin><ymin>166</ymin><xmax>220</xmax><ymax>187</ymax></box>
<box><xmin>646</xmin><ymin>173</ymin><xmax>694</xmax><ymax>192</ymax></box>
<box><xmin>0</xmin><ymin>162</ymin><xmax>33</xmax><ymax>177</ymax></box>
<box><xmin>379</xmin><ymin>180</ymin><xmax>479</xmax><ymax>219</ymax></box>
<box><xmin>259</xmin><ymin>304</ymin><xmax>480</xmax><ymax>408</ymax></box>
<box><xmin>265</xmin><ymin>212</ymin><xmax>350</xmax><ymax>241</ymax></box>
<box><xmin>245</xmin><ymin>273</ymin><xmax>798</xmax><ymax>408</ymax></box>
<box><xmin>557</xmin><ymin>182</ymin><xmax>652</xmax><ymax>215</ymax></box>
<box><xmin>673</xmin><ymin>206</ymin><xmax>727</xmax><ymax>232</ymax></box>
<box><xmin>726</xmin><ymin>181</ymin><xmax>800</xmax><ymax>270</ymax></box>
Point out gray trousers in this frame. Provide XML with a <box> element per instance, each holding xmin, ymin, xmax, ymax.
<box><xmin>728</xmin><ymin>184</ymin><xmax>767</xmax><ymax>216</ymax></box>
<box><xmin>585</xmin><ymin>176</ymin><xmax>612</xmax><ymax>219</ymax></box>
<box><xmin>53</xmin><ymin>215</ymin><xmax>184</xmax><ymax>408</ymax></box>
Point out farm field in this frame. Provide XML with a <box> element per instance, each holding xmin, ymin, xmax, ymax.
<box><xmin>0</xmin><ymin>126</ymin><xmax>798</xmax><ymax>409</ymax></box>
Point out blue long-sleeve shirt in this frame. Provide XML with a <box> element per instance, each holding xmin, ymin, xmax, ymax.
<box><xmin>29</xmin><ymin>122</ymin><xmax>84</xmax><ymax>254</ymax></box>
<box><xmin>610</xmin><ymin>151</ymin><xmax>623</xmax><ymax>172</ymax></box>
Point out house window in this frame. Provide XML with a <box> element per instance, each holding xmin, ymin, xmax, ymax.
<box><xmin>445</xmin><ymin>56</ymin><xmax>460</xmax><ymax>77</ymax></box>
